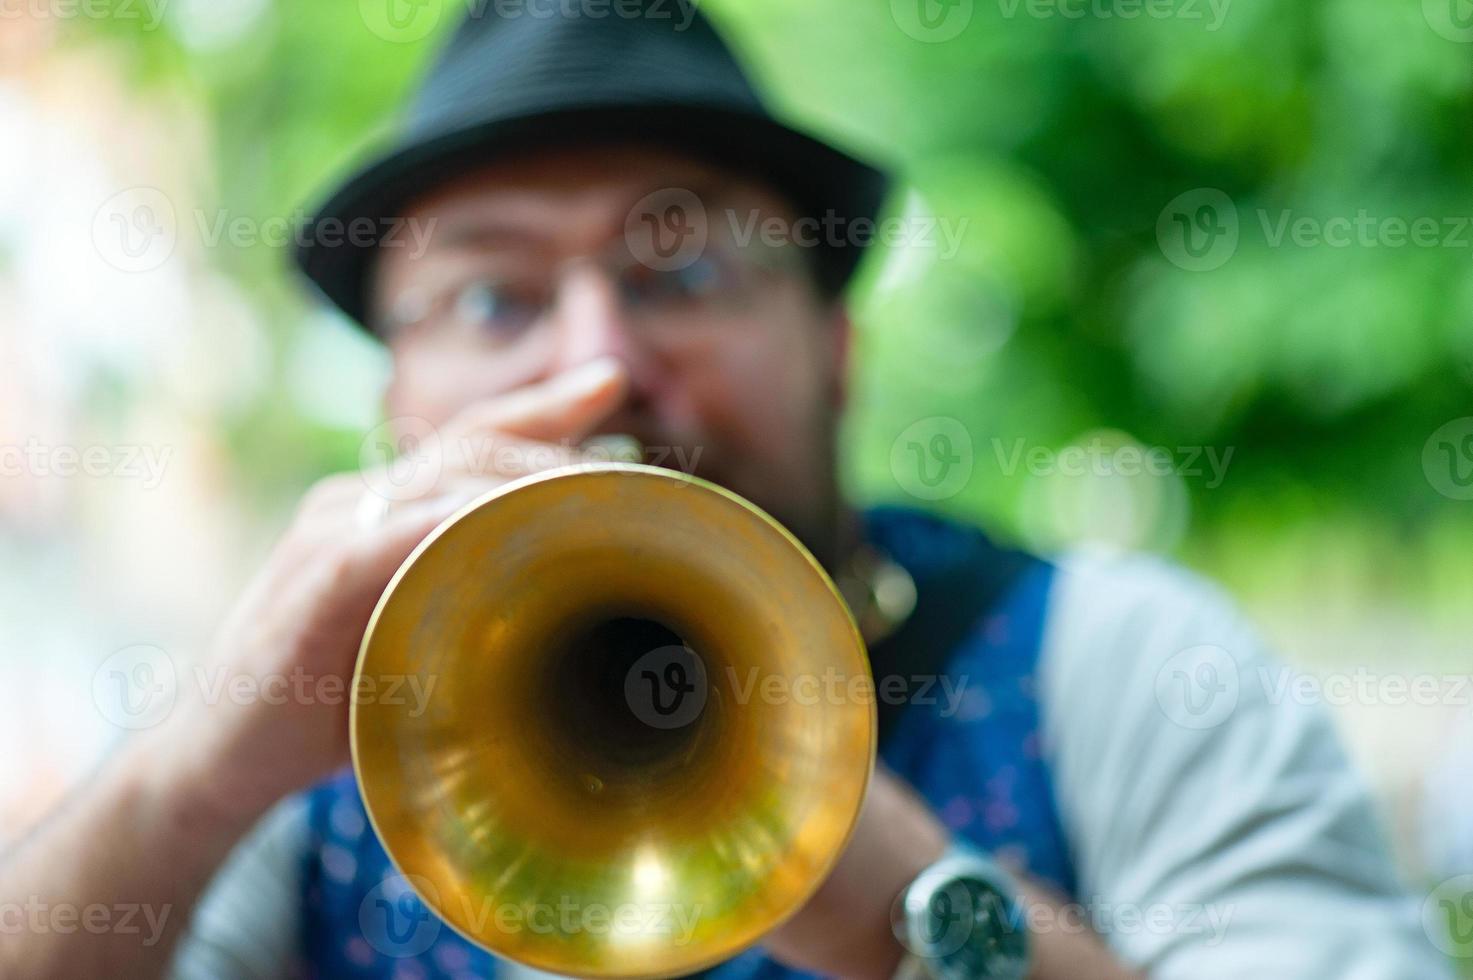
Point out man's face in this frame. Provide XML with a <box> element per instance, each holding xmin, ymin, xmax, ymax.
<box><xmin>372</xmin><ymin>145</ymin><xmax>853</xmax><ymax>563</ymax></box>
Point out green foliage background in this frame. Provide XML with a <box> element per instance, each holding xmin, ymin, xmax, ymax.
<box><xmin>67</xmin><ymin>0</ymin><xmax>1473</xmax><ymax>623</ymax></box>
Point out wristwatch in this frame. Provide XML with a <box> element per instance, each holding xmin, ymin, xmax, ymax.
<box><xmin>890</xmin><ymin>843</ymin><xmax>1032</xmax><ymax>980</ymax></box>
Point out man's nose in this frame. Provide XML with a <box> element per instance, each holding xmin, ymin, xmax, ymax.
<box><xmin>549</xmin><ymin>261</ymin><xmax>641</xmax><ymax>372</ymax></box>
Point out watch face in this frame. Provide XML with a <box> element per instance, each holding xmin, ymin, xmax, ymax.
<box><xmin>914</xmin><ymin>875</ymin><xmax>1028</xmax><ymax>980</ymax></box>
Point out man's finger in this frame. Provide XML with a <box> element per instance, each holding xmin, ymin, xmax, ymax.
<box><xmin>336</xmin><ymin>482</ymin><xmax>502</xmax><ymax>597</ymax></box>
<box><xmin>439</xmin><ymin>434</ymin><xmax>582</xmax><ymax>481</ymax></box>
<box><xmin>444</xmin><ymin>356</ymin><xmax>628</xmax><ymax>446</ymax></box>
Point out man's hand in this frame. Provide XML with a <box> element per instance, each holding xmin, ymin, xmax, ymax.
<box><xmin>0</xmin><ymin>356</ymin><xmax>629</xmax><ymax>980</ymax></box>
<box><xmin>764</xmin><ymin>765</ymin><xmax>949</xmax><ymax>978</ymax></box>
<box><xmin>173</xmin><ymin>355</ymin><xmax>631</xmax><ymax>820</ymax></box>
<box><xmin>764</xmin><ymin>765</ymin><xmax>1143</xmax><ymax>980</ymax></box>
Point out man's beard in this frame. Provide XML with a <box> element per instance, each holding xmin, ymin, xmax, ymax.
<box><xmin>624</xmin><ymin>429</ymin><xmax>844</xmax><ymax>573</ymax></box>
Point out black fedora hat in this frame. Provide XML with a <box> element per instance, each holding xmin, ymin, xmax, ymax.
<box><xmin>294</xmin><ymin>0</ymin><xmax>892</xmax><ymax>332</ymax></box>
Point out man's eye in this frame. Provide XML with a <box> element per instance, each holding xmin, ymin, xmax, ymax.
<box><xmin>622</xmin><ymin>255</ymin><xmax>727</xmax><ymax>306</ymax></box>
<box><xmin>453</xmin><ymin>281</ymin><xmax>542</xmax><ymax>334</ymax></box>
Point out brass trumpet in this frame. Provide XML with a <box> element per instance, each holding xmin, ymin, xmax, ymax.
<box><xmin>351</xmin><ymin>462</ymin><xmax>875</xmax><ymax>978</ymax></box>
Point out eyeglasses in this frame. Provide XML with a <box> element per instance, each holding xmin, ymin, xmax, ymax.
<box><xmin>382</xmin><ymin>232</ymin><xmax>800</xmax><ymax>347</ymax></box>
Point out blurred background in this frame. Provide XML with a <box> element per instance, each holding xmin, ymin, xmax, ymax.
<box><xmin>1</xmin><ymin>0</ymin><xmax>1470</xmax><ymax>966</ymax></box>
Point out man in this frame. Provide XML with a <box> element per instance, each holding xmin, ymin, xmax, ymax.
<box><xmin>2</xmin><ymin>3</ymin><xmax>1448</xmax><ymax>978</ymax></box>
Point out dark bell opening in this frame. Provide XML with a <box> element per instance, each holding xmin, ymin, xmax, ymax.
<box><xmin>540</xmin><ymin>614</ymin><xmax>707</xmax><ymax>781</ymax></box>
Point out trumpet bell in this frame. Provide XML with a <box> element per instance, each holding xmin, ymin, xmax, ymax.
<box><xmin>351</xmin><ymin>463</ymin><xmax>875</xmax><ymax>978</ymax></box>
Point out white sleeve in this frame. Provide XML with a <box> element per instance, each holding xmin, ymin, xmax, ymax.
<box><xmin>166</xmin><ymin>794</ymin><xmax>309</xmax><ymax>980</ymax></box>
<box><xmin>1038</xmin><ymin>550</ymin><xmax>1450</xmax><ymax>979</ymax></box>
<box><xmin>1422</xmin><ymin>710</ymin><xmax>1473</xmax><ymax>882</ymax></box>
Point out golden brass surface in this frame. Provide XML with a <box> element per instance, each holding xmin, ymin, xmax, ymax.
<box><xmin>351</xmin><ymin>463</ymin><xmax>875</xmax><ymax>978</ymax></box>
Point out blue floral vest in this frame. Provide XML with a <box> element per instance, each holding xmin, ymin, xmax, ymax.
<box><xmin>294</xmin><ymin>506</ymin><xmax>1075</xmax><ymax>978</ymax></box>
